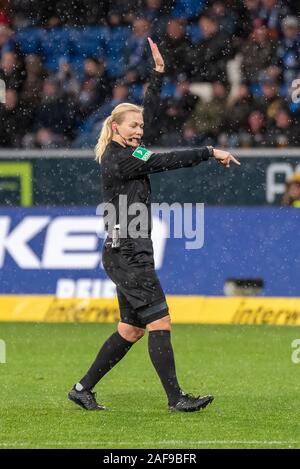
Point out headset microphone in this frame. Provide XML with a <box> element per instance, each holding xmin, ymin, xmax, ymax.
<box><xmin>115</xmin><ymin>128</ymin><xmax>127</xmax><ymax>145</ymax></box>
<box><xmin>115</xmin><ymin>128</ymin><xmax>139</xmax><ymax>145</ymax></box>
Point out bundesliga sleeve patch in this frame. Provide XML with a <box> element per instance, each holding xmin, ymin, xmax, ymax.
<box><xmin>132</xmin><ymin>146</ymin><xmax>153</xmax><ymax>161</ymax></box>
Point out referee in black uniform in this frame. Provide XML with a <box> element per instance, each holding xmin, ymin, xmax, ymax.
<box><xmin>69</xmin><ymin>37</ymin><xmax>240</xmax><ymax>412</ymax></box>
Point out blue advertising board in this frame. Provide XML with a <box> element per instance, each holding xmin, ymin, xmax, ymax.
<box><xmin>0</xmin><ymin>207</ymin><xmax>299</xmax><ymax>297</ymax></box>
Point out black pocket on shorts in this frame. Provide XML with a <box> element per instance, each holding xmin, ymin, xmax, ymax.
<box><xmin>119</xmin><ymin>239</ymin><xmax>135</xmax><ymax>263</ymax></box>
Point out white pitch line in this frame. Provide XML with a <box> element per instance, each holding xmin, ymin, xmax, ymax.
<box><xmin>0</xmin><ymin>440</ymin><xmax>299</xmax><ymax>447</ymax></box>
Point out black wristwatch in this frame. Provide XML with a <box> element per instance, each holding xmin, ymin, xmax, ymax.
<box><xmin>206</xmin><ymin>145</ymin><xmax>214</xmax><ymax>158</ymax></box>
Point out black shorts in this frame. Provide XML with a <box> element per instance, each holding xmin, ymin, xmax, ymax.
<box><xmin>102</xmin><ymin>237</ymin><xmax>169</xmax><ymax>328</ymax></box>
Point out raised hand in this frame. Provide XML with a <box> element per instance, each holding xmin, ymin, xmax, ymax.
<box><xmin>147</xmin><ymin>37</ymin><xmax>165</xmax><ymax>73</ymax></box>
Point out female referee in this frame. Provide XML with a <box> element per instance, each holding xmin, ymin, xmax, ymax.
<box><xmin>69</xmin><ymin>37</ymin><xmax>240</xmax><ymax>412</ymax></box>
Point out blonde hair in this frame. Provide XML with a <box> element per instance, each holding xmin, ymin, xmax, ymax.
<box><xmin>95</xmin><ymin>102</ymin><xmax>143</xmax><ymax>163</ymax></box>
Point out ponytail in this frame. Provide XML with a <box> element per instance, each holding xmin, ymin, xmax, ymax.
<box><xmin>95</xmin><ymin>115</ymin><xmax>113</xmax><ymax>163</ymax></box>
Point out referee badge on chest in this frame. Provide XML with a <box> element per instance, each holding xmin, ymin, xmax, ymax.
<box><xmin>132</xmin><ymin>146</ymin><xmax>153</xmax><ymax>161</ymax></box>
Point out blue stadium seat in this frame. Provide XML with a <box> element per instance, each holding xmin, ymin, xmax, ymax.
<box><xmin>69</xmin><ymin>26</ymin><xmax>108</xmax><ymax>77</ymax></box>
<box><xmin>104</xmin><ymin>26</ymin><xmax>131</xmax><ymax>78</ymax></box>
<box><xmin>161</xmin><ymin>80</ymin><xmax>176</xmax><ymax>98</ymax></box>
<box><xmin>171</xmin><ymin>0</ymin><xmax>207</xmax><ymax>18</ymax></box>
<box><xmin>129</xmin><ymin>83</ymin><xmax>144</xmax><ymax>104</ymax></box>
<box><xmin>39</xmin><ymin>27</ymin><xmax>72</xmax><ymax>72</ymax></box>
<box><xmin>69</xmin><ymin>26</ymin><xmax>108</xmax><ymax>59</ymax></box>
<box><xmin>14</xmin><ymin>27</ymin><xmax>42</xmax><ymax>55</ymax></box>
<box><xmin>186</xmin><ymin>24</ymin><xmax>203</xmax><ymax>43</ymax></box>
<box><xmin>250</xmin><ymin>83</ymin><xmax>262</xmax><ymax>97</ymax></box>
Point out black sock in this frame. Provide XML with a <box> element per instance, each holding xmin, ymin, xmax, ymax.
<box><xmin>79</xmin><ymin>331</ymin><xmax>133</xmax><ymax>390</ymax></box>
<box><xmin>148</xmin><ymin>330</ymin><xmax>181</xmax><ymax>405</ymax></box>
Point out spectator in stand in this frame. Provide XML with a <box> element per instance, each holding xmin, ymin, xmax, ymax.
<box><xmin>122</xmin><ymin>67</ymin><xmax>145</xmax><ymax>104</ymax></box>
<box><xmin>0</xmin><ymin>50</ymin><xmax>26</xmax><ymax>91</ymax></box>
<box><xmin>73</xmin><ymin>80</ymin><xmax>129</xmax><ymax>147</ymax></box>
<box><xmin>20</xmin><ymin>54</ymin><xmax>45</xmax><ymax>108</ymax></box>
<box><xmin>53</xmin><ymin>0</ymin><xmax>109</xmax><ymax>26</ymax></box>
<box><xmin>255</xmin><ymin>78</ymin><xmax>285</xmax><ymax>121</ymax></box>
<box><xmin>9</xmin><ymin>0</ymin><xmax>53</xmax><ymax>27</ymax></box>
<box><xmin>179</xmin><ymin>122</ymin><xmax>204</xmax><ymax>146</ymax></box>
<box><xmin>209</xmin><ymin>0</ymin><xmax>238</xmax><ymax>35</ymax></box>
<box><xmin>237</xmin><ymin>109</ymin><xmax>268</xmax><ymax>147</ymax></box>
<box><xmin>0</xmin><ymin>24</ymin><xmax>27</xmax><ymax>89</ymax></box>
<box><xmin>158</xmin><ymin>74</ymin><xmax>198</xmax><ymax>146</ymax></box>
<box><xmin>82</xmin><ymin>58</ymin><xmax>110</xmax><ymax>104</ymax></box>
<box><xmin>0</xmin><ymin>88</ymin><xmax>32</xmax><ymax>146</ymax></box>
<box><xmin>160</xmin><ymin>19</ymin><xmax>193</xmax><ymax>78</ymax></box>
<box><xmin>140</xmin><ymin>0</ymin><xmax>172</xmax><ymax>38</ymax></box>
<box><xmin>275</xmin><ymin>15</ymin><xmax>300</xmax><ymax>87</ymax></box>
<box><xmin>227</xmin><ymin>84</ymin><xmax>254</xmax><ymax>134</ymax></box>
<box><xmin>189</xmin><ymin>14</ymin><xmax>233</xmax><ymax>82</ymax></box>
<box><xmin>8</xmin><ymin>1</ymin><xmax>108</xmax><ymax>28</ymax></box>
<box><xmin>267</xmin><ymin>106</ymin><xmax>299</xmax><ymax>146</ymax></box>
<box><xmin>186</xmin><ymin>80</ymin><xmax>228</xmax><ymax>144</ymax></box>
<box><xmin>258</xmin><ymin>0</ymin><xmax>290</xmax><ymax>37</ymax></box>
<box><xmin>107</xmin><ymin>0</ymin><xmax>140</xmax><ymax>26</ymax></box>
<box><xmin>34</xmin><ymin>127</ymin><xmax>66</xmax><ymax>148</ymax></box>
<box><xmin>0</xmin><ymin>0</ymin><xmax>9</xmax><ymax>26</ymax></box>
<box><xmin>243</xmin><ymin>0</ymin><xmax>261</xmax><ymax>32</ymax></box>
<box><xmin>124</xmin><ymin>18</ymin><xmax>152</xmax><ymax>81</ymax></box>
<box><xmin>82</xmin><ymin>80</ymin><xmax>129</xmax><ymax>132</ymax></box>
<box><xmin>33</xmin><ymin>77</ymin><xmax>78</xmax><ymax>145</ymax></box>
<box><xmin>241</xmin><ymin>25</ymin><xmax>275</xmax><ymax>85</ymax></box>
<box><xmin>55</xmin><ymin>57</ymin><xmax>80</xmax><ymax>98</ymax></box>
<box><xmin>282</xmin><ymin>173</ymin><xmax>300</xmax><ymax>207</ymax></box>
<box><xmin>0</xmin><ymin>24</ymin><xmax>12</xmax><ymax>54</ymax></box>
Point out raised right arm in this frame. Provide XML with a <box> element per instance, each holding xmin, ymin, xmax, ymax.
<box><xmin>143</xmin><ymin>37</ymin><xmax>165</xmax><ymax>137</ymax></box>
<box><xmin>142</xmin><ymin>69</ymin><xmax>164</xmax><ymax>134</ymax></box>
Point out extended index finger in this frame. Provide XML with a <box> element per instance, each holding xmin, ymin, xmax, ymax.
<box><xmin>230</xmin><ymin>155</ymin><xmax>241</xmax><ymax>166</ymax></box>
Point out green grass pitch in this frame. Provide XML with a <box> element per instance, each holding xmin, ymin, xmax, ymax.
<box><xmin>0</xmin><ymin>322</ymin><xmax>299</xmax><ymax>449</ymax></box>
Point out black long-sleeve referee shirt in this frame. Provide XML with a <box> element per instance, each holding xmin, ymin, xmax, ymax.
<box><xmin>100</xmin><ymin>69</ymin><xmax>213</xmax><ymax>238</ymax></box>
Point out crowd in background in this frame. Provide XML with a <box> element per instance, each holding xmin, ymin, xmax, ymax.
<box><xmin>0</xmin><ymin>0</ymin><xmax>300</xmax><ymax>149</ymax></box>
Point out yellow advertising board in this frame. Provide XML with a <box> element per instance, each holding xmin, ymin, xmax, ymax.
<box><xmin>1</xmin><ymin>296</ymin><xmax>300</xmax><ymax>325</ymax></box>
